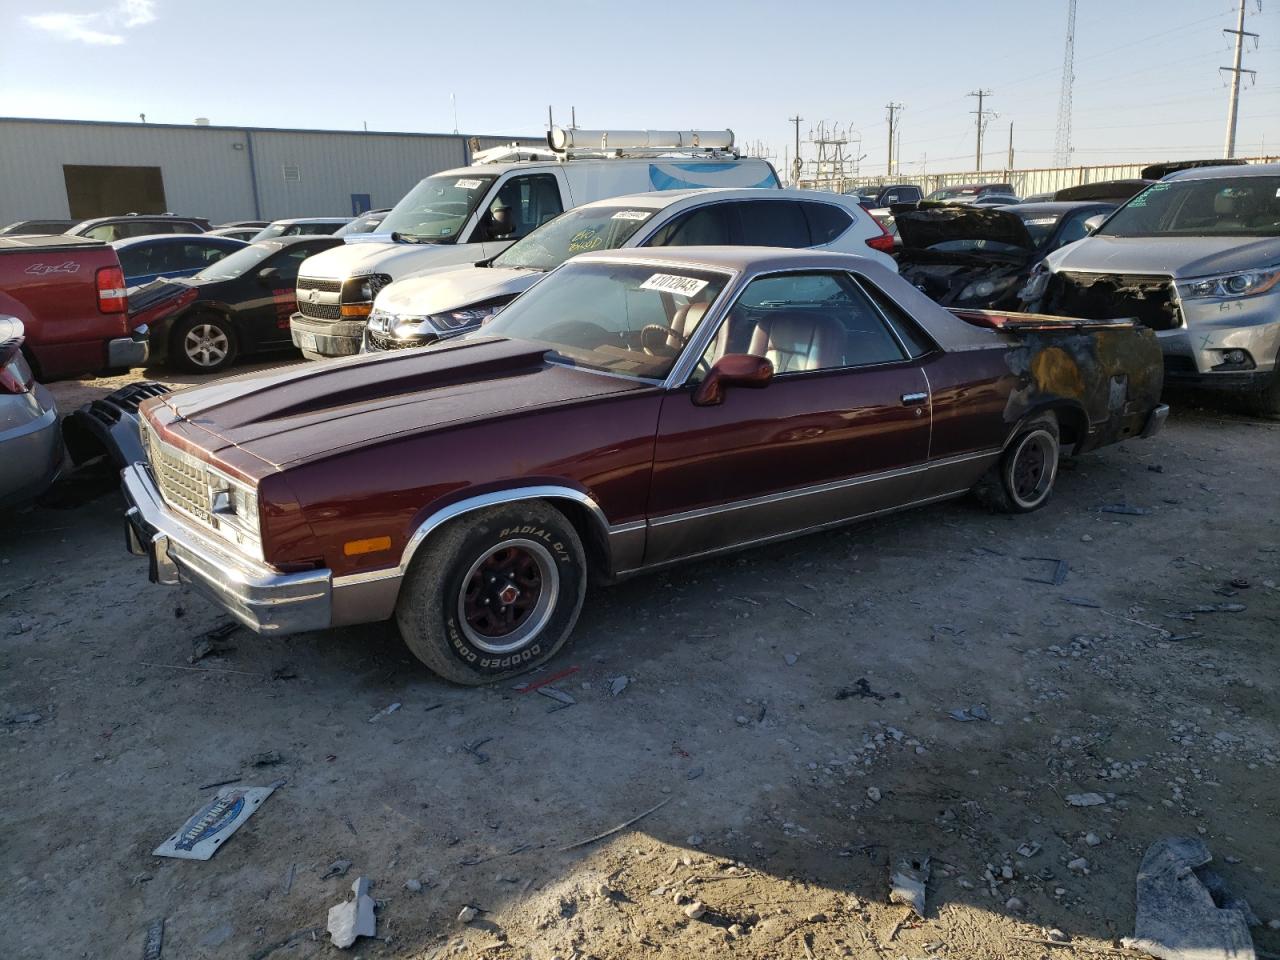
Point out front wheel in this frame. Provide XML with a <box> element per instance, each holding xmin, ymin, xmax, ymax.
<box><xmin>974</xmin><ymin>412</ymin><xmax>1060</xmax><ymax>513</ymax></box>
<box><xmin>394</xmin><ymin>501</ymin><xmax>587</xmax><ymax>684</ymax></box>
<box><xmin>170</xmin><ymin>313</ymin><xmax>238</xmax><ymax>373</ymax></box>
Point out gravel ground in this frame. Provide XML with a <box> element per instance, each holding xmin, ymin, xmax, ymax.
<box><xmin>1</xmin><ymin>364</ymin><xmax>1277</xmax><ymax>959</ymax></box>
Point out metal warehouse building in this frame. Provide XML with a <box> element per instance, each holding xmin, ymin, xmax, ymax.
<box><xmin>0</xmin><ymin>117</ymin><xmax>529</xmax><ymax>226</ymax></box>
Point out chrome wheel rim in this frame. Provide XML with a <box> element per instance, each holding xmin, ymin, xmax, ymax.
<box><xmin>184</xmin><ymin>323</ymin><xmax>229</xmax><ymax>367</ymax></box>
<box><xmin>458</xmin><ymin>538</ymin><xmax>559</xmax><ymax>654</ymax></box>
<box><xmin>1009</xmin><ymin>429</ymin><xmax>1058</xmax><ymax>508</ymax></box>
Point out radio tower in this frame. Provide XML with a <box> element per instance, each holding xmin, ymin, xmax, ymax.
<box><xmin>1053</xmin><ymin>0</ymin><xmax>1077</xmax><ymax>167</ymax></box>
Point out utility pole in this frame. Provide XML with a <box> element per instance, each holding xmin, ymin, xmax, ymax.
<box><xmin>1007</xmin><ymin>122</ymin><xmax>1014</xmax><ymax>171</ymax></box>
<box><xmin>885</xmin><ymin>102</ymin><xmax>903</xmax><ymax>177</ymax></box>
<box><xmin>1221</xmin><ymin>0</ymin><xmax>1259</xmax><ymax>158</ymax></box>
<box><xmin>968</xmin><ymin>90</ymin><xmax>995</xmax><ymax>172</ymax></box>
<box><xmin>789</xmin><ymin>115</ymin><xmax>803</xmax><ymax>184</ymax></box>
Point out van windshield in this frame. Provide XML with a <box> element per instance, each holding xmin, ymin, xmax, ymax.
<box><xmin>1097</xmin><ymin>176</ymin><xmax>1280</xmax><ymax>238</ymax></box>
<box><xmin>381</xmin><ymin>174</ymin><xmax>497</xmax><ymax>243</ymax></box>
<box><xmin>492</xmin><ymin>205</ymin><xmax>657</xmax><ymax>272</ymax></box>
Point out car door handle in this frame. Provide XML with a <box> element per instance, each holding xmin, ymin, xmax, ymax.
<box><xmin>901</xmin><ymin>392</ymin><xmax>928</xmax><ymax>406</ymax></box>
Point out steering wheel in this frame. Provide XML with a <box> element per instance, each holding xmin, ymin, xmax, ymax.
<box><xmin>640</xmin><ymin>323</ymin><xmax>689</xmax><ymax>357</ymax></box>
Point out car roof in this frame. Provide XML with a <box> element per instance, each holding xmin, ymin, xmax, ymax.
<box><xmin>1165</xmin><ymin>161</ymin><xmax>1280</xmax><ymax>181</ymax></box>
<box><xmin>1000</xmin><ymin>201</ymin><xmax>1111</xmax><ymax>215</ymax></box>
<box><xmin>112</xmin><ymin>232</ymin><xmax>239</xmax><ymax>246</ymax></box>
<box><xmin>573</xmin><ymin>187</ymin><xmax>855</xmax><ymax>213</ymax></box>
<box><xmin>267</xmin><ymin>217</ymin><xmax>352</xmax><ymax>225</ymax></box>
<box><xmin>575</xmin><ymin>244</ymin><xmax>871</xmax><ymax>274</ymax></box>
<box><xmin>72</xmin><ymin>214</ymin><xmax>204</xmax><ymax>227</ymax></box>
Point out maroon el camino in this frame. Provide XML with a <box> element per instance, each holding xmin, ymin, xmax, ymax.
<box><xmin>121</xmin><ymin>246</ymin><xmax>1167</xmax><ymax>684</ymax></box>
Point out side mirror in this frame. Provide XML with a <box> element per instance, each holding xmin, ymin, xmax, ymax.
<box><xmin>692</xmin><ymin>354</ymin><xmax>773</xmax><ymax>407</ymax></box>
<box><xmin>1083</xmin><ymin>214</ymin><xmax>1107</xmax><ymax>234</ymax></box>
<box><xmin>257</xmin><ymin>266</ymin><xmax>279</xmax><ymax>285</ymax></box>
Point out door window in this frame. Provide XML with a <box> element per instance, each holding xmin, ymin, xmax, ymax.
<box><xmin>852</xmin><ymin>275</ymin><xmax>937</xmax><ymax>357</ymax></box>
<box><xmin>737</xmin><ymin>200</ymin><xmax>811</xmax><ymax>247</ymax></box>
<box><xmin>481</xmin><ymin>174</ymin><xmax>564</xmax><ymax>241</ymax></box>
<box><xmin>267</xmin><ymin>245</ymin><xmax>321</xmax><ymax>281</ymax></box>
<box><xmin>1050</xmin><ymin>211</ymin><xmax>1093</xmax><ymax>250</ymax></box>
<box><xmin>697</xmin><ymin>272</ymin><xmax>907</xmax><ymax>376</ymax></box>
<box><xmin>645</xmin><ymin>203</ymin><xmax>737</xmax><ymax>246</ymax></box>
<box><xmin>177</xmin><ymin>242</ymin><xmax>232</xmax><ymax>270</ymax></box>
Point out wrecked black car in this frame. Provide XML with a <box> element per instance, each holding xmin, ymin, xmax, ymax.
<box><xmin>893</xmin><ymin>201</ymin><xmax>1116</xmax><ymax>310</ymax></box>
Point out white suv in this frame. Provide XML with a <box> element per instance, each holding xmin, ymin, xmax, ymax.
<box><xmin>364</xmin><ymin>188</ymin><xmax>896</xmax><ymax>352</ymax></box>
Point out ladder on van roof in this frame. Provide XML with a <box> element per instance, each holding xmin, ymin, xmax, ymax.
<box><xmin>469</xmin><ymin>127</ymin><xmax>740</xmax><ymax>165</ymax></box>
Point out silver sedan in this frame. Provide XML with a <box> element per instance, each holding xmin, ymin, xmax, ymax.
<box><xmin>0</xmin><ymin>316</ymin><xmax>62</xmax><ymax>508</ymax></box>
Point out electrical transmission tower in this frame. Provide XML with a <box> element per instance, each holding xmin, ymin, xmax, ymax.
<box><xmin>968</xmin><ymin>90</ymin><xmax>996</xmax><ymax>172</ymax></box>
<box><xmin>808</xmin><ymin>121</ymin><xmax>862</xmax><ymax>192</ymax></box>
<box><xmin>1221</xmin><ymin>0</ymin><xmax>1260</xmax><ymax>158</ymax></box>
<box><xmin>1053</xmin><ymin>0</ymin><xmax>1077</xmax><ymax>167</ymax></box>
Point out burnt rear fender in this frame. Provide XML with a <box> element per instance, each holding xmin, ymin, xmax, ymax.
<box><xmin>64</xmin><ymin>381</ymin><xmax>172</xmax><ymax>467</ymax></box>
<box><xmin>1000</xmin><ymin>325</ymin><xmax>1163</xmax><ymax>455</ymax></box>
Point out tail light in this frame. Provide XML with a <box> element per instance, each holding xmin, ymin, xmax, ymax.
<box><xmin>97</xmin><ymin>265</ymin><xmax>127</xmax><ymax>314</ymax></box>
<box><xmin>0</xmin><ymin>340</ymin><xmax>32</xmax><ymax>395</ymax></box>
<box><xmin>865</xmin><ymin>218</ymin><xmax>896</xmax><ymax>253</ymax></box>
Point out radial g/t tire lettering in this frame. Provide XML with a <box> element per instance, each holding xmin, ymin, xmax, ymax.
<box><xmin>394</xmin><ymin>501</ymin><xmax>587</xmax><ymax>685</ymax></box>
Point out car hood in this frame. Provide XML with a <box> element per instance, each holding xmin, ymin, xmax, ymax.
<box><xmin>296</xmin><ymin>239</ymin><xmax>457</xmax><ymax>280</ymax></box>
<box><xmin>375</xmin><ymin>265</ymin><xmax>540</xmax><ymax>317</ymax></box>
<box><xmin>895</xmin><ymin>205</ymin><xmax>1036</xmax><ymax>252</ymax></box>
<box><xmin>1044</xmin><ymin>235</ymin><xmax>1280</xmax><ymax>279</ymax></box>
<box><xmin>153</xmin><ymin>337</ymin><xmax>652</xmax><ymax>470</ymax></box>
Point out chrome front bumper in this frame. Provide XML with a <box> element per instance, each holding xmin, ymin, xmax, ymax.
<box><xmin>121</xmin><ymin>463</ymin><xmax>333</xmax><ymax>633</ymax></box>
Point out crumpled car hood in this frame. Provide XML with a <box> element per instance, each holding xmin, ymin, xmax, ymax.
<box><xmin>374</xmin><ymin>265</ymin><xmax>540</xmax><ymax>317</ymax></box>
<box><xmin>154</xmin><ymin>337</ymin><xmax>650</xmax><ymax>470</ymax></box>
<box><xmin>895</xmin><ymin>205</ymin><xmax>1036</xmax><ymax>252</ymax></box>
<box><xmin>1045</xmin><ymin>235</ymin><xmax>1280</xmax><ymax>279</ymax></box>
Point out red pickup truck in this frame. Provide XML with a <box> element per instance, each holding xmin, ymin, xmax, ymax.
<box><xmin>0</xmin><ymin>235</ymin><xmax>149</xmax><ymax>378</ymax></box>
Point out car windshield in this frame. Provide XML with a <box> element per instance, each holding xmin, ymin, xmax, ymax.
<box><xmin>1097</xmin><ymin>176</ymin><xmax>1280</xmax><ymax>238</ymax></box>
<box><xmin>492</xmin><ymin>205</ymin><xmax>657</xmax><ymax>272</ymax></box>
<box><xmin>254</xmin><ymin>223</ymin><xmax>292</xmax><ymax>240</ymax></box>
<box><xmin>380</xmin><ymin>173</ymin><xmax>497</xmax><ymax>243</ymax></box>
<box><xmin>1017</xmin><ymin>213</ymin><xmax>1063</xmax><ymax>247</ymax></box>
<box><xmin>193</xmin><ymin>241</ymin><xmax>280</xmax><ymax>280</ymax></box>
<box><xmin>480</xmin><ymin>260</ymin><xmax>729</xmax><ymax>380</ymax></box>
<box><xmin>927</xmin><ymin>187</ymin><xmax>980</xmax><ymax>201</ymax></box>
<box><xmin>335</xmin><ymin>214</ymin><xmax>384</xmax><ymax>237</ymax></box>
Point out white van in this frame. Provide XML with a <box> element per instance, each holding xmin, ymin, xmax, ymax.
<box><xmin>290</xmin><ymin>127</ymin><xmax>781</xmax><ymax>358</ymax></box>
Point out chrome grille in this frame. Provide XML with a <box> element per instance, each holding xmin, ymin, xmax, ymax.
<box><xmin>148</xmin><ymin>434</ymin><xmax>212</xmax><ymax>525</ymax></box>
<box><xmin>298</xmin><ymin>301</ymin><xmax>342</xmax><ymax>321</ymax></box>
<box><xmin>297</xmin><ymin>276</ymin><xmax>341</xmax><ymax>293</ymax></box>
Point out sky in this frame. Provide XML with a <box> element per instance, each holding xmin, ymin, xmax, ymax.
<box><xmin>1</xmin><ymin>0</ymin><xmax>1276</xmax><ymax>180</ymax></box>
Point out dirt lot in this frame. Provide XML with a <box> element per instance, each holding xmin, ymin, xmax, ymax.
<box><xmin>2</xmin><ymin>364</ymin><xmax>1278</xmax><ymax>960</ymax></box>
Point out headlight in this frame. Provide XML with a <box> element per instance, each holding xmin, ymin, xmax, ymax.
<box><xmin>1017</xmin><ymin>266</ymin><xmax>1050</xmax><ymax>302</ymax></box>
<box><xmin>207</xmin><ymin>468</ymin><xmax>261</xmax><ymax>551</ymax></box>
<box><xmin>1179</xmin><ymin>268</ymin><xmax>1280</xmax><ymax>300</ymax></box>
<box><xmin>380</xmin><ymin>303</ymin><xmax>505</xmax><ymax>339</ymax></box>
<box><xmin>958</xmin><ymin>275</ymin><xmax>1018</xmax><ymax>302</ymax></box>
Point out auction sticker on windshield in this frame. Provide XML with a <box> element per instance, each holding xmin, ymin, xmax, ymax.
<box><xmin>455</xmin><ymin>179</ymin><xmax>483</xmax><ymax>189</ymax></box>
<box><xmin>639</xmin><ymin>273</ymin><xmax>710</xmax><ymax>296</ymax></box>
<box><xmin>612</xmin><ymin>210</ymin><xmax>652</xmax><ymax>221</ymax></box>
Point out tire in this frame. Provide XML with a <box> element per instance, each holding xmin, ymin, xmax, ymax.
<box><xmin>1252</xmin><ymin>370</ymin><xmax>1280</xmax><ymax>419</ymax></box>
<box><xmin>170</xmin><ymin>313</ymin><xmax>238</xmax><ymax>373</ymax></box>
<box><xmin>394</xmin><ymin>501</ymin><xmax>587</xmax><ymax>685</ymax></box>
<box><xmin>974</xmin><ymin>412</ymin><xmax>1060</xmax><ymax>513</ymax></box>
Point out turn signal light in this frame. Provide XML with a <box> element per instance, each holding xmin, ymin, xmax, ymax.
<box><xmin>343</xmin><ymin>535</ymin><xmax>392</xmax><ymax>556</ymax></box>
<box><xmin>340</xmin><ymin>303</ymin><xmax>373</xmax><ymax>318</ymax></box>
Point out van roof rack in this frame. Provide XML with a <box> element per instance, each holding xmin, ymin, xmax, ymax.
<box><xmin>469</xmin><ymin>142</ymin><xmax>562</xmax><ymax>165</ymax></box>
<box><xmin>546</xmin><ymin>126</ymin><xmax>739</xmax><ymax>160</ymax></box>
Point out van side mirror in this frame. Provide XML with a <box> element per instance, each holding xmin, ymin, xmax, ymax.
<box><xmin>692</xmin><ymin>354</ymin><xmax>774</xmax><ymax>406</ymax></box>
<box><xmin>1083</xmin><ymin>214</ymin><xmax>1107</xmax><ymax>234</ymax></box>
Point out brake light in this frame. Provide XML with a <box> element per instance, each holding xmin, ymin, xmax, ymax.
<box><xmin>0</xmin><ymin>358</ymin><xmax>31</xmax><ymax>394</ymax></box>
<box><xmin>865</xmin><ymin>233</ymin><xmax>896</xmax><ymax>253</ymax></box>
<box><xmin>97</xmin><ymin>265</ymin><xmax>127</xmax><ymax>313</ymax></box>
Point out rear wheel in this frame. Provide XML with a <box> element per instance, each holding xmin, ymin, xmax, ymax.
<box><xmin>1252</xmin><ymin>368</ymin><xmax>1280</xmax><ymax>419</ymax></box>
<box><xmin>170</xmin><ymin>313</ymin><xmax>238</xmax><ymax>373</ymax></box>
<box><xmin>975</xmin><ymin>412</ymin><xmax>1060</xmax><ymax>513</ymax></box>
<box><xmin>394</xmin><ymin>501</ymin><xmax>587</xmax><ymax>684</ymax></box>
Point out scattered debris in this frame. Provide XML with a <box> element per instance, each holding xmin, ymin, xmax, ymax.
<box><xmin>512</xmin><ymin>665</ymin><xmax>580</xmax><ymax>694</ymax></box>
<box><xmin>1061</xmin><ymin>597</ymin><xmax>1102</xmax><ymax>608</ymax></box>
<box><xmin>1086</xmin><ymin>833</ymin><xmax>1102</xmax><ymax>847</ymax></box>
<box><xmin>463</xmin><ymin>737</ymin><xmax>493</xmax><ymax>764</ymax></box>
<box><xmin>405</xmin><ymin>878</ymin><xmax>422</xmax><ymax>893</ymax></box>
<box><xmin>560</xmin><ymin>797</ymin><xmax>671</xmax><ymax>851</ymax></box>
<box><xmin>537</xmin><ymin>686</ymin><xmax>576</xmax><ymax>707</ymax></box>
<box><xmin>142</xmin><ymin>917</ymin><xmax>164</xmax><ymax>960</ymax></box>
<box><xmin>5</xmin><ymin>711</ymin><xmax>42</xmax><ymax>725</ymax></box>
<box><xmin>784</xmin><ymin>653</ymin><xmax>798</xmax><ymax>666</ymax></box>
<box><xmin>1100</xmin><ymin>504</ymin><xmax>1151</xmax><ymax>516</ymax></box>
<box><xmin>197</xmin><ymin>775</ymin><xmax>241</xmax><ymax>791</ymax></box>
<box><xmin>1068</xmin><ymin>857</ymin><xmax>1090</xmax><ymax>874</ymax></box>
<box><xmin>1066</xmin><ymin>792</ymin><xmax>1108</xmax><ymax>807</ymax></box>
<box><xmin>683</xmin><ymin>900</ymin><xmax>706</xmax><ymax>920</ymax></box>
<box><xmin>948</xmin><ymin>705</ymin><xmax>991</xmax><ymax>722</ymax></box>
<box><xmin>687</xmin><ymin>766</ymin><xmax>704</xmax><ymax>781</ymax></box>
<box><xmin>153</xmin><ymin>782</ymin><xmax>281</xmax><ymax>861</ymax></box>
<box><xmin>1005</xmin><ymin>896</ymin><xmax>1025</xmax><ymax>912</ymax></box>
<box><xmin>1017</xmin><ymin>841</ymin><xmax>1043</xmax><ymax>858</ymax></box>
<box><xmin>282</xmin><ymin>862</ymin><xmax>296</xmax><ymax>896</ymax></box>
<box><xmin>1122</xmin><ymin>837</ymin><xmax>1256</xmax><ymax>960</ymax></box>
<box><xmin>889</xmin><ymin>854</ymin><xmax>931</xmax><ymax>917</ymax></box>
<box><xmin>189</xmin><ymin>622</ymin><xmax>238</xmax><ymax>663</ymax></box>
<box><xmin>866</xmin><ymin>787</ymin><xmax>882</xmax><ymax>803</ymax></box>
<box><xmin>784</xmin><ymin>598</ymin><xmax>815</xmax><ymax>617</ymax></box>
<box><xmin>327</xmin><ymin>877</ymin><xmax>376</xmax><ymax>949</ymax></box>
<box><xmin>835</xmin><ymin>677</ymin><xmax>886</xmax><ymax>701</ymax></box>
<box><xmin>250</xmin><ymin>750</ymin><xmax>283</xmax><ymax>767</ymax></box>
<box><xmin>457</xmin><ymin>905</ymin><xmax>478</xmax><ymax>924</ymax></box>
<box><xmin>368</xmin><ymin>702</ymin><xmax>401</xmax><ymax>723</ymax></box>
<box><xmin>320</xmin><ymin>859</ymin><xmax>353</xmax><ymax>880</ymax></box>
<box><xmin>1023</xmin><ymin>557</ymin><xmax>1069</xmax><ymax>585</ymax></box>
<box><xmin>609</xmin><ymin>676</ymin><xmax>631</xmax><ymax>697</ymax></box>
